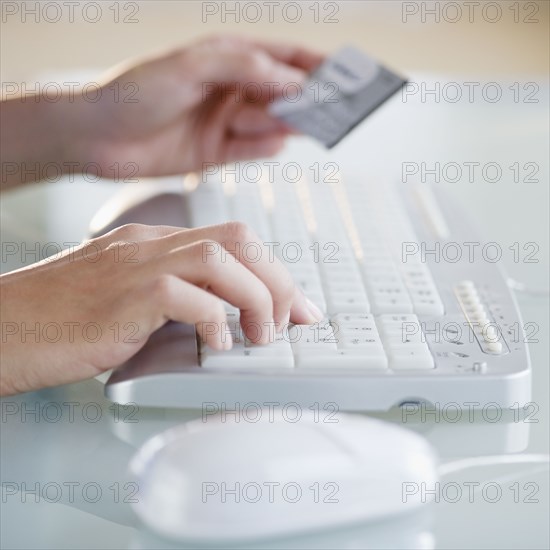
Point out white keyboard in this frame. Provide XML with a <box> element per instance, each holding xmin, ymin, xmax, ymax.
<box><xmin>103</xmin><ymin>172</ymin><xmax>531</xmax><ymax>410</ymax></box>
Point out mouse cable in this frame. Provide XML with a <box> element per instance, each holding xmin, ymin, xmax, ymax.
<box><xmin>507</xmin><ymin>277</ymin><xmax>550</xmax><ymax>297</ymax></box>
<box><xmin>438</xmin><ymin>453</ymin><xmax>550</xmax><ymax>477</ymax></box>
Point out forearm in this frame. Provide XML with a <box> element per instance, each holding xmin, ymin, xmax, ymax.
<box><xmin>0</xmin><ymin>94</ymin><xmax>91</xmax><ymax>190</ymax></box>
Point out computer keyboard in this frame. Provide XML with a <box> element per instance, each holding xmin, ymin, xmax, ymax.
<box><xmin>104</xmin><ymin>172</ymin><xmax>531</xmax><ymax>410</ymax></box>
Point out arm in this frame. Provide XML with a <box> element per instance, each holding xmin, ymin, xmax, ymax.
<box><xmin>1</xmin><ymin>36</ymin><xmax>324</xmax><ymax>189</ymax></box>
<box><xmin>0</xmin><ymin>222</ymin><xmax>323</xmax><ymax>396</ymax></box>
<box><xmin>0</xmin><ymin>94</ymin><xmax>86</xmax><ymax>189</ymax></box>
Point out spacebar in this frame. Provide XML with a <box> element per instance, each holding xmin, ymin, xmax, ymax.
<box><xmin>201</xmin><ymin>343</ymin><xmax>294</xmax><ymax>368</ymax></box>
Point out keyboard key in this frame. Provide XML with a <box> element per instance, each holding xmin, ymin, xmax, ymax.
<box><xmin>326</xmin><ymin>292</ymin><xmax>370</xmax><ymax>315</ymax></box>
<box><xmin>486</xmin><ymin>341</ymin><xmax>503</xmax><ymax>354</ymax></box>
<box><xmin>387</xmin><ymin>346</ymin><xmax>434</xmax><ymax>370</ymax></box>
<box><xmin>410</xmin><ymin>296</ymin><xmax>444</xmax><ymax>316</ymax></box>
<box><xmin>334</xmin><ymin>325</ymin><xmax>379</xmax><ymax>339</ymax></box>
<box><xmin>201</xmin><ymin>343</ymin><xmax>294</xmax><ymax>369</ymax></box>
<box><xmin>288</xmin><ymin>322</ymin><xmax>337</xmax><ymax>348</ymax></box>
<box><xmin>332</xmin><ymin>313</ymin><xmax>376</xmax><ymax>326</ymax></box>
<box><xmin>370</xmin><ymin>297</ymin><xmax>413</xmax><ymax>314</ymax></box>
<box><xmin>378</xmin><ymin>314</ymin><xmax>420</xmax><ymax>325</ymax></box>
<box><xmin>377</xmin><ymin>316</ymin><xmax>423</xmax><ymax>339</ymax></box>
<box><xmin>385</xmin><ymin>332</ymin><xmax>426</xmax><ymax>346</ymax></box>
<box><xmin>332</xmin><ymin>349</ymin><xmax>388</xmax><ymax>370</ymax></box>
<box><xmin>339</xmin><ymin>336</ymin><xmax>383</xmax><ymax>348</ymax></box>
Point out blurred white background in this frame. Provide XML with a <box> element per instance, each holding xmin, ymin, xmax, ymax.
<box><xmin>1</xmin><ymin>0</ymin><xmax>549</xmax><ymax>275</ymax></box>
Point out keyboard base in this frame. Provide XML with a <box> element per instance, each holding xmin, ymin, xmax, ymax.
<box><xmin>105</xmin><ymin>322</ymin><xmax>531</xmax><ymax>411</ymax></box>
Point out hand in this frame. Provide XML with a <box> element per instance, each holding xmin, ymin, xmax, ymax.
<box><xmin>74</xmin><ymin>35</ymin><xmax>324</xmax><ymax>180</ymax></box>
<box><xmin>1</xmin><ymin>35</ymin><xmax>323</xmax><ymax>188</ymax></box>
<box><xmin>0</xmin><ymin>222</ymin><xmax>323</xmax><ymax>396</ymax></box>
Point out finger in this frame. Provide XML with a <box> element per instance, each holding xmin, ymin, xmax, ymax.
<box><xmin>290</xmin><ymin>286</ymin><xmax>325</xmax><ymax>325</ymax></box>
<box><xmin>146</xmin><ymin>274</ymin><xmax>231</xmax><ymax>350</ymax></box>
<box><xmin>90</xmin><ymin>224</ymin><xmax>188</xmax><ymax>265</ymax></box>
<box><xmin>229</xmin><ymin>104</ymin><xmax>289</xmax><ymax>135</ymax></box>
<box><xmin>224</xmin><ymin>132</ymin><xmax>288</xmax><ymax>163</ymax></box>
<box><xmin>197</xmin><ymin>35</ymin><xmax>325</xmax><ymax>73</ymax></box>
<box><xmin>251</xmin><ymin>40</ymin><xmax>326</xmax><ymax>72</ymax></box>
<box><xmin>146</xmin><ymin>240</ymin><xmax>275</xmax><ymax>344</ymax></box>
<box><xmin>208</xmin><ymin>99</ymin><xmax>289</xmax><ymax>162</ymax></box>
<box><xmin>135</xmin><ymin>223</ymin><xmax>322</xmax><ymax>329</ymax></box>
<box><xmin>190</xmin><ymin>41</ymin><xmax>308</xmax><ymax>99</ymax></box>
<box><xmin>200</xmin><ymin>96</ymin><xmax>242</xmax><ymax>164</ymax></box>
<box><xmin>49</xmin><ymin>224</ymin><xmax>185</xmax><ymax>267</ymax></box>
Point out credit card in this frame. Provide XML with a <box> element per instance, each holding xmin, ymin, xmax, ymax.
<box><xmin>269</xmin><ymin>46</ymin><xmax>407</xmax><ymax>148</ymax></box>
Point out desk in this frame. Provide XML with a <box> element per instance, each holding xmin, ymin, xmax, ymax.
<box><xmin>1</xmin><ymin>2</ymin><xmax>549</xmax><ymax>548</ymax></box>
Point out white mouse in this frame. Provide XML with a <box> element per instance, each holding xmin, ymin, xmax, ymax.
<box><xmin>129</xmin><ymin>412</ymin><xmax>439</xmax><ymax>542</ymax></box>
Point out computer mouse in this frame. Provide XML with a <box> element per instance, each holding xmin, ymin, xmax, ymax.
<box><xmin>129</xmin><ymin>411</ymin><xmax>439</xmax><ymax>542</ymax></box>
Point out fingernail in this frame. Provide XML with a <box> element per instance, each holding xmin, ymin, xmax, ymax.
<box><xmin>222</xmin><ymin>332</ymin><xmax>233</xmax><ymax>351</ymax></box>
<box><xmin>305</xmin><ymin>297</ymin><xmax>324</xmax><ymax>322</ymax></box>
<box><xmin>276</xmin><ymin>312</ymin><xmax>291</xmax><ymax>333</ymax></box>
<box><xmin>276</xmin><ymin>64</ymin><xmax>306</xmax><ymax>85</ymax></box>
<box><xmin>263</xmin><ymin>319</ymin><xmax>276</xmax><ymax>344</ymax></box>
